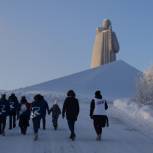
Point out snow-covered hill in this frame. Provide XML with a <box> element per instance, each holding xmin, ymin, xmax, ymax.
<box><xmin>17</xmin><ymin>60</ymin><xmax>142</xmax><ymax>100</ymax></box>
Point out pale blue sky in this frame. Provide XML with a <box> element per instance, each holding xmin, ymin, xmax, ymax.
<box><xmin>0</xmin><ymin>0</ymin><xmax>153</xmax><ymax>90</ymax></box>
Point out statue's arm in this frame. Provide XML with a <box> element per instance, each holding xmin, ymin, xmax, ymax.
<box><xmin>112</xmin><ymin>32</ymin><xmax>120</xmax><ymax>53</ymax></box>
<box><xmin>96</xmin><ymin>27</ymin><xmax>103</xmax><ymax>34</ymax></box>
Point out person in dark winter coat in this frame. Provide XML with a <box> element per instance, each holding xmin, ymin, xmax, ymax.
<box><xmin>62</xmin><ymin>90</ymin><xmax>80</xmax><ymax>141</ymax></box>
<box><xmin>40</xmin><ymin>95</ymin><xmax>49</xmax><ymax>130</ymax></box>
<box><xmin>31</xmin><ymin>94</ymin><xmax>43</xmax><ymax>141</ymax></box>
<box><xmin>8</xmin><ymin>93</ymin><xmax>19</xmax><ymax>129</ymax></box>
<box><xmin>90</xmin><ymin>90</ymin><xmax>109</xmax><ymax>141</ymax></box>
<box><xmin>49</xmin><ymin>99</ymin><xmax>61</xmax><ymax>130</ymax></box>
<box><xmin>0</xmin><ymin>94</ymin><xmax>10</xmax><ymax>136</ymax></box>
<box><xmin>18</xmin><ymin>96</ymin><xmax>31</xmax><ymax>135</ymax></box>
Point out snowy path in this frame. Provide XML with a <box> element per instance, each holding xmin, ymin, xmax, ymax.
<box><xmin>0</xmin><ymin>103</ymin><xmax>153</xmax><ymax>153</ymax></box>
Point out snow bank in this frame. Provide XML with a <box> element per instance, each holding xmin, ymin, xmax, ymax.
<box><xmin>114</xmin><ymin>99</ymin><xmax>153</xmax><ymax>121</ymax></box>
<box><xmin>113</xmin><ymin>99</ymin><xmax>153</xmax><ymax>137</ymax></box>
<box><xmin>136</xmin><ymin>65</ymin><xmax>153</xmax><ymax>105</ymax></box>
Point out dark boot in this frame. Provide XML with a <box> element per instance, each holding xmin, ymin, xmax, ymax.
<box><xmin>70</xmin><ymin>133</ymin><xmax>76</xmax><ymax>141</ymax></box>
<box><xmin>53</xmin><ymin>122</ymin><xmax>58</xmax><ymax>130</ymax></box>
<box><xmin>34</xmin><ymin>133</ymin><xmax>38</xmax><ymax>141</ymax></box>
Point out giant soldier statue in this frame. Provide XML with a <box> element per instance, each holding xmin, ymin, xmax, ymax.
<box><xmin>91</xmin><ymin>19</ymin><xmax>119</xmax><ymax>68</ymax></box>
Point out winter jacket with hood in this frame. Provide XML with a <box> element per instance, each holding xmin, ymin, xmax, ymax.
<box><xmin>50</xmin><ymin>102</ymin><xmax>61</xmax><ymax>118</ymax></box>
<box><xmin>0</xmin><ymin>97</ymin><xmax>10</xmax><ymax>117</ymax></box>
<box><xmin>8</xmin><ymin>94</ymin><xmax>19</xmax><ymax>114</ymax></box>
<box><xmin>62</xmin><ymin>96</ymin><xmax>79</xmax><ymax>121</ymax></box>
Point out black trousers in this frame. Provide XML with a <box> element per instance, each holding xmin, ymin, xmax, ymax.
<box><xmin>93</xmin><ymin>115</ymin><xmax>106</xmax><ymax>135</ymax></box>
<box><xmin>19</xmin><ymin>116</ymin><xmax>29</xmax><ymax>134</ymax></box>
<box><xmin>41</xmin><ymin>115</ymin><xmax>46</xmax><ymax>129</ymax></box>
<box><xmin>52</xmin><ymin>116</ymin><xmax>59</xmax><ymax>129</ymax></box>
<box><xmin>52</xmin><ymin>117</ymin><xmax>58</xmax><ymax>128</ymax></box>
<box><xmin>94</xmin><ymin>120</ymin><xmax>102</xmax><ymax>135</ymax></box>
<box><xmin>32</xmin><ymin>117</ymin><xmax>41</xmax><ymax>134</ymax></box>
<box><xmin>67</xmin><ymin>120</ymin><xmax>76</xmax><ymax>137</ymax></box>
<box><xmin>9</xmin><ymin>113</ymin><xmax>16</xmax><ymax>129</ymax></box>
<box><xmin>0</xmin><ymin>117</ymin><xmax>6</xmax><ymax>134</ymax></box>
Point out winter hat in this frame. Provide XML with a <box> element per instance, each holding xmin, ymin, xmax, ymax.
<box><xmin>1</xmin><ymin>94</ymin><xmax>6</xmax><ymax>99</ymax></box>
<box><xmin>67</xmin><ymin>90</ymin><xmax>76</xmax><ymax>98</ymax></box>
<box><xmin>11</xmin><ymin>93</ymin><xmax>15</xmax><ymax>97</ymax></box>
<box><xmin>20</xmin><ymin>96</ymin><xmax>27</xmax><ymax>104</ymax></box>
<box><xmin>95</xmin><ymin>90</ymin><xmax>102</xmax><ymax>99</ymax></box>
<box><xmin>34</xmin><ymin>94</ymin><xmax>42</xmax><ymax>101</ymax></box>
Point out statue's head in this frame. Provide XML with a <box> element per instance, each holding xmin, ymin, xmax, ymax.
<box><xmin>102</xmin><ymin>19</ymin><xmax>111</xmax><ymax>29</ymax></box>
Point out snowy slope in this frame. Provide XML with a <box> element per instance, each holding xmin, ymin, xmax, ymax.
<box><xmin>17</xmin><ymin>60</ymin><xmax>142</xmax><ymax>100</ymax></box>
<box><xmin>0</xmin><ymin>102</ymin><xmax>153</xmax><ymax>153</ymax></box>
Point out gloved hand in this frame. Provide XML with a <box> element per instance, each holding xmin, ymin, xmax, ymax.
<box><xmin>90</xmin><ymin>115</ymin><xmax>93</xmax><ymax>119</ymax></box>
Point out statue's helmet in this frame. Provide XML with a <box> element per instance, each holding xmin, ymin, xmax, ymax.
<box><xmin>102</xmin><ymin>19</ymin><xmax>111</xmax><ymax>29</ymax></box>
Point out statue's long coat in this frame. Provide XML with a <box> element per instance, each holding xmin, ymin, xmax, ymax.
<box><xmin>91</xmin><ymin>28</ymin><xmax>119</xmax><ymax>68</ymax></box>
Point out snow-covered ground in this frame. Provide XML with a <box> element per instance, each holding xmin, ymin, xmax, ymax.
<box><xmin>1</xmin><ymin>60</ymin><xmax>152</xmax><ymax>153</ymax></box>
<box><xmin>0</xmin><ymin>101</ymin><xmax>153</xmax><ymax>153</ymax></box>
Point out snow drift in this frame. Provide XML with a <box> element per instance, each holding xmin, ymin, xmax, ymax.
<box><xmin>113</xmin><ymin>99</ymin><xmax>153</xmax><ymax>136</ymax></box>
<box><xmin>16</xmin><ymin>60</ymin><xmax>141</xmax><ymax>100</ymax></box>
<box><xmin>136</xmin><ymin>65</ymin><xmax>153</xmax><ymax>105</ymax></box>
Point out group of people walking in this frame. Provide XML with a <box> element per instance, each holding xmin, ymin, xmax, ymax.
<box><xmin>0</xmin><ymin>90</ymin><xmax>108</xmax><ymax>141</ymax></box>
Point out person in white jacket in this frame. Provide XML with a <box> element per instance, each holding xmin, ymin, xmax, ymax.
<box><xmin>90</xmin><ymin>90</ymin><xmax>108</xmax><ymax>141</ymax></box>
